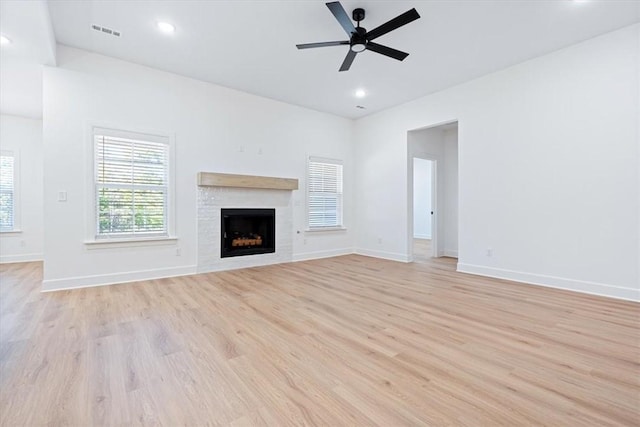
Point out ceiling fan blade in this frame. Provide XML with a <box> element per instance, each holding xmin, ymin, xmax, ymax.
<box><xmin>365</xmin><ymin>8</ymin><xmax>420</xmax><ymax>41</ymax></box>
<box><xmin>339</xmin><ymin>50</ymin><xmax>357</xmax><ymax>72</ymax></box>
<box><xmin>366</xmin><ymin>42</ymin><xmax>409</xmax><ymax>61</ymax></box>
<box><xmin>296</xmin><ymin>41</ymin><xmax>349</xmax><ymax>49</ymax></box>
<box><xmin>326</xmin><ymin>1</ymin><xmax>356</xmax><ymax>36</ymax></box>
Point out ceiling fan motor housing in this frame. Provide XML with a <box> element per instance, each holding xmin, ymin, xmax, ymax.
<box><xmin>350</xmin><ymin>27</ymin><xmax>367</xmax><ymax>52</ymax></box>
<box><xmin>352</xmin><ymin>8</ymin><xmax>365</xmax><ymax>22</ymax></box>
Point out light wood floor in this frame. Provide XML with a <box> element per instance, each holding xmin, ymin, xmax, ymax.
<box><xmin>413</xmin><ymin>238</ymin><xmax>433</xmax><ymax>263</ymax></box>
<box><xmin>1</xmin><ymin>256</ymin><xmax>639</xmax><ymax>426</ymax></box>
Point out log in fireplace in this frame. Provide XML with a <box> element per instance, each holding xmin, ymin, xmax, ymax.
<box><xmin>221</xmin><ymin>208</ymin><xmax>275</xmax><ymax>258</ymax></box>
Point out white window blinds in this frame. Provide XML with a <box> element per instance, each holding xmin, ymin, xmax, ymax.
<box><xmin>0</xmin><ymin>153</ymin><xmax>15</xmax><ymax>232</ymax></box>
<box><xmin>307</xmin><ymin>157</ymin><xmax>343</xmax><ymax>229</ymax></box>
<box><xmin>95</xmin><ymin>131</ymin><xmax>169</xmax><ymax>238</ymax></box>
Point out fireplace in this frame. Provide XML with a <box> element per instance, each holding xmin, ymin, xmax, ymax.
<box><xmin>221</xmin><ymin>208</ymin><xmax>275</xmax><ymax>258</ymax></box>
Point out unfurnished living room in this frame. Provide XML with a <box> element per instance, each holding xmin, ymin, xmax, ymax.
<box><xmin>0</xmin><ymin>0</ymin><xmax>639</xmax><ymax>425</ymax></box>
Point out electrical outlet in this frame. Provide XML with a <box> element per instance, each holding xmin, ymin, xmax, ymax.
<box><xmin>175</xmin><ymin>248</ymin><xmax>181</xmax><ymax>256</ymax></box>
<box><xmin>303</xmin><ymin>238</ymin><xmax>307</xmax><ymax>245</ymax></box>
<box><xmin>486</xmin><ymin>247</ymin><xmax>493</xmax><ymax>257</ymax></box>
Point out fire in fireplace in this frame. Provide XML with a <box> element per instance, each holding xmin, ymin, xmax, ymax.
<box><xmin>221</xmin><ymin>208</ymin><xmax>275</xmax><ymax>258</ymax></box>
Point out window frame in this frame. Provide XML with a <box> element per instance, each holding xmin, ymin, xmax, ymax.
<box><xmin>0</xmin><ymin>150</ymin><xmax>20</xmax><ymax>233</ymax></box>
<box><xmin>306</xmin><ymin>156</ymin><xmax>345</xmax><ymax>232</ymax></box>
<box><xmin>85</xmin><ymin>124</ymin><xmax>176</xmax><ymax>246</ymax></box>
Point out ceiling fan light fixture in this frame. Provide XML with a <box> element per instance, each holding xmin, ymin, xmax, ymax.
<box><xmin>350</xmin><ymin>42</ymin><xmax>366</xmax><ymax>53</ymax></box>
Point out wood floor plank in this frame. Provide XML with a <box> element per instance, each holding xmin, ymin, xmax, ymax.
<box><xmin>1</xmin><ymin>254</ymin><xmax>638</xmax><ymax>426</ymax></box>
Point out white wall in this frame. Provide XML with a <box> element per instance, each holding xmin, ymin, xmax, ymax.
<box><xmin>42</xmin><ymin>46</ymin><xmax>354</xmax><ymax>290</ymax></box>
<box><xmin>0</xmin><ymin>114</ymin><xmax>44</xmax><ymax>263</ymax></box>
<box><xmin>0</xmin><ymin>59</ymin><xmax>44</xmax><ymax>119</ymax></box>
<box><xmin>413</xmin><ymin>158</ymin><xmax>432</xmax><ymax>239</ymax></box>
<box><xmin>443</xmin><ymin>128</ymin><xmax>459</xmax><ymax>255</ymax></box>
<box><xmin>355</xmin><ymin>24</ymin><xmax>639</xmax><ymax>301</ymax></box>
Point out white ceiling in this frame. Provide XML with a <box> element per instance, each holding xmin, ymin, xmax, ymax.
<box><xmin>0</xmin><ymin>0</ymin><xmax>55</xmax><ymax>119</ymax></box>
<box><xmin>3</xmin><ymin>1</ymin><xmax>640</xmax><ymax>119</ymax></box>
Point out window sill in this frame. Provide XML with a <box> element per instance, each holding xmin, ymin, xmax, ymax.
<box><xmin>84</xmin><ymin>236</ymin><xmax>178</xmax><ymax>249</ymax></box>
<box><xmin>0</xmin><ymin>229</ymin><xmax>22</xmax><ymax>235</ymax></box>
<box><xmin>305</xmin><ymin>227</ymin><xmax>347</xmax><ymax>233</ymax></box>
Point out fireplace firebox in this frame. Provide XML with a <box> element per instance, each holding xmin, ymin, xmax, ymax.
<box><xmin>221</xmin><ymin>209</ymin><xmax>275</xmax><ymax>258</ymax></box>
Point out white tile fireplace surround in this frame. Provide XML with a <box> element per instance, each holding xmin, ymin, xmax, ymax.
<box><xmin>197</xmin><ymin>173</ymin><xmax>297</xmax><ymax>273</ymax></box>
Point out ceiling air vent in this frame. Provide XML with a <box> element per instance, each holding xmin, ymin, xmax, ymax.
<box><xmin>91</xmin><ymin>24</ymin><xmax>121</xmax><ymax>37</ymax></box>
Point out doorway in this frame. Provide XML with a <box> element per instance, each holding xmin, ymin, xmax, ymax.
<box><xmin>412</xmin><ymin>158</ymin><xmax>435</xmax><ymax>261</ymax></box>
<box><xmin>407</xmin><ymin>121</ymin><xmax>459</xmax><ymax>263</ymax></box>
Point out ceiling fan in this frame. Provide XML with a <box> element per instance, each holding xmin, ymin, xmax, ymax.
<box><xmin>296</xmin><ymin>1</ymin><xmax>421</xmax><ymax>72</ymax></box>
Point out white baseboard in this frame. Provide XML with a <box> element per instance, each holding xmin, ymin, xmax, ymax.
<box><xmin>41</xmin><ymin>265</ymin><xmax>198</xmax><ymax>292</ymax></box>
<box><xmin>292</xmin><ymin>248</ymin><xmax>354</xmax><ymax>262</ymax></box>
<box><xmin>0</xmin><ymin>253</ymin><xmax>43</xmax><ymax>264</ymax></box>
<box><xmin>457</xmin><ymin>263</ymin><xmax>639</xmax><ymax>302</ymax></box>
<box><xmin>414</xmin><ymin>234</ymin><xmax>431</xmax><ymax>240</ymax></box>
<box><xmin>443</xmin><ymin>249</ymin><xmax>458</xmax><ymax>258</ymax></box>
<box><xmin>355</xmin><ymin>248</ymin><xmax>411</xmax><ymax>263</ymax></box>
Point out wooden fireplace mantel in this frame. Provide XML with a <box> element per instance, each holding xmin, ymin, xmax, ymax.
<box><xmin>197</xmin><ymin>172</ymin><xmax>299</xmax><ymax>191</ymax></box>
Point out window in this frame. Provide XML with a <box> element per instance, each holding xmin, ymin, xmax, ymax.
<box><xmin>307</xmin><ymin>157</ymin><xmax>343</xmax><ymax>229</ymax></box>
<box><xmin>94</xmin><ymin>128</ymin><xmax>170</xmax><ymax>239</ymax></box>
<box><xmin>0</xmin><ymin>152</ymin><xmax>16</xmax><ymax>232</ymax></box>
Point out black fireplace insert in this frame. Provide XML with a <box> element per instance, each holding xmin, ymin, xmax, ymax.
<box><xmin>221</xmin><ymin>208</ymin><xmax>275</xmax><ymax>258</ymax></box>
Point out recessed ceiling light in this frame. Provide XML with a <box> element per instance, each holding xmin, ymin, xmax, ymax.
<box><xmin>0</xmin><ymin>35</ymin><xmax>11</xmax><ymax>45</ymax></box>
<box><xmin>157</xmin><ymin>22</ymin><xmax>175</xmax><ymax>34</ymax></box>
<box><xmin>355</xmin><ymin>89</ymin><xmax>366</xmax><ymax>98</ymax></box>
